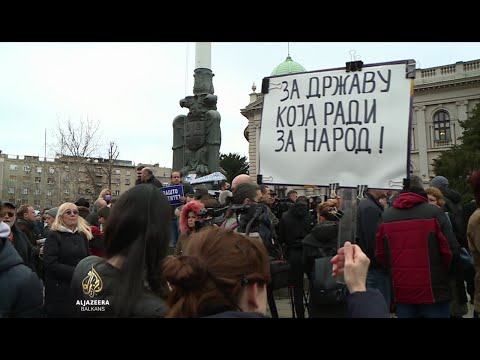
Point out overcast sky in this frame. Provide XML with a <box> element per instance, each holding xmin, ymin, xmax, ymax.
<box><xmin>0</xmin><ymin>42</ymin><xmax>478</xmax><ymax>168</ymax></box>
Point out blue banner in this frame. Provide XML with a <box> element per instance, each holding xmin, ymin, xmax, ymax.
<box><xmin>160</xmin><ymin>185</ymin><xmax>185</xmax><ymax>205</ymax></box>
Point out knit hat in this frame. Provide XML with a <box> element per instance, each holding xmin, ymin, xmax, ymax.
<box><xmin>46</xmin><ymin>207</ymin><xmax>59</xmax><ymax>218</ymax></box>
<box><xmin>430</xmin><ymin>176</ymin><xmax>449</xmax><ymax>190</ymax></box>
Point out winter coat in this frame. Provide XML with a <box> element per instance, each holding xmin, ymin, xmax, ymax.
<box><xmin>278</xmin><ymin>202</ymin><xmax>311</xmax><ymax>250</ymax></box>
<box><xmin>71</xmin><ymin>255</ymin><xmax>168</xmax><ymax>317</ymax></box>
<box><xmin>44</xmin><ymin>229</ymin><xmax>90</xmax><ymax>317</ymax></box>
<box><xmin>356</xmin><ymin>193</ymin><xmax>384</xmax><ymax>269</ymax></box>
<box><xmin>11</xmin><ymin>224</ymin><xmax>36</xmax><ymax>272</ymax></box>
<box><xmin>0</xmin><ymin>237</ymin><xmax>43</xmax><ymax>317</ymax></box>
<box><xmin>302</xmin><ymin>221</ymin><xmax>339</xmax><ymax>277</ymax></box>
<box><xmin>302</xmin><ymin>221</ymin><xmax>349</xmax><ymax>318</ymax></box>
<box><xmin>376</xmin><ymin>192</ymin><xmax>459</xmax><ymax>304</ymax></box>
<box><xmin>145</xmin><ymin>175</ymin><xmax>163</xmax><ymax>189</ymax></box>
<box><xmin>346</xmin><ymin>290</ymin><xmax>389</xmax><ymax>318</ymax></box>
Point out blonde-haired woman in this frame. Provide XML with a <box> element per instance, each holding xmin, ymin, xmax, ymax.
<box><xmin>98</xmin><ymin>188</ymin><xmax>112</xmax><ymax>206</ymax></box>
<box><xmin>44</xmin><ymin>202</ymin><xmax>92</xmax><ymax>317</ymax></box>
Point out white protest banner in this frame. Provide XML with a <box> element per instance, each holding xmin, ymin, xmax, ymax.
<box><xmin>189</xmin><ymin>172</ymin><xmax>227</xmax><ymax>184</ymax></box>
<box><xmin>258</xmin><ymin>60</ymin><xmax>414</xmax><ymax>189</ymax></box>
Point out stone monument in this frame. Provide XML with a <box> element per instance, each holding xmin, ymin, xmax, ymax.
<box><xmin>172</xmin><ymin>43</ymin><xmax>222</xmax><ymax>178</ymax></box>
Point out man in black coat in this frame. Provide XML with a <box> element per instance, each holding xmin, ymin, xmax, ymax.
<box><xmin>277</xmin><ymin>197</ymin><xmax>311</xmax><ymax>318</ymax></box>
<box><xmin>2</xmin><ymin>201</ymin><xmax>38</xmax><ymax>274</ymax></box>
<box><xmin>140</xmin><ymin>167</ymin><xmax>164</xmax><ymax>188</ymax></box>
<box><xmin>356</xmin><ymin>188</ymin><xmax>391</xmax><ymax>306</ymax></box>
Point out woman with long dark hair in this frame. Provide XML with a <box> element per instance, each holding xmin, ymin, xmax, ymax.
<box><xmin>71</xmin><ymin>184</ymin><xmax>171</xmax><ymax>317</ymax></box>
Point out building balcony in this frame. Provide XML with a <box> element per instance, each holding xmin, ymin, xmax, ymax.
<box><xmin>433</xmin><ymin>139</ymin><xmax>452</xmax><ymax>147</ymax></box>
<box><xmin>415</xmin><ymin>59</ymin><xmax>480</xmax><ymax>88</ymax></box>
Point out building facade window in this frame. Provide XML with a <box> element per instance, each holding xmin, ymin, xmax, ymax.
<box><xmin>8</xmin><ymin>188</ymin><xmax>14</xmax><ymax>194</ymax></box>
<box><xmin>49</xmin><ymin>167</ymin><xmax>55</xmax><ymax>174</ymax></box>
<box><xmin>64</xmin><ymin>165</ymin><xmax>70</xmax><ymax>172</ymax></box>
<box><xmin>64</xmin><ymin>190</ymin><xmax>69</xmax><ymax>195</ymax></box>
<box><xmin>9</xmin><ymin>165</ymin><xmax>18</xmax><ymax>171</ymax></box>
<box><xmin>36</xmin><ymin>166</ymin><xmax>42</xmax><ymax>173</ymax></box>
<box><xmin>125</xmin><ymin>170</ymin><xmax>131</xmax><ymax>176</ymax></box>
<box><xmin>114</xmin><ymin>169</ymin><xmax>121</xmax><ymax>175</ymax></box>
<box><xmin>34</xmin><ymin>199</ymin><xmax>41</xmax><ymax>207</ymax></box>
<box><xmin>433</xmin><ymin>110</ymin><xmax>451</xmax><ymax>142</ymax></box>
<box><xmin>22</xmin><ymin>188</ymin><xmax>28</xmax><ymax>195</ymax></box>
<box><xmin>35</xmin><ymin>177</ymin><xmax>41</xmax><ymax>183</ymax></box>
<box><xmin>125</xmin><ymin>178</ymin><xmax>131</xmax><ymax>185</ymax></box>
<box><xmin>113</xmin><ymin>190</ymin><xmax>120</xmax><ymax>196</ymax></box>
<box><xmin>23</xmin><ymin>165</ymin><xmax>31</xmax><ymax>172</ymax></box>
<box><xmin>46</xmin><ymin>190</ymin><xmax>53</xmax><ymax>196</ymax></box>
<box><xmin>47</xmin><ymin>178</ymin><xmax>54</xmax><ymax>184</ymax></box>
<box><xmin>34</xmin><ymin>189</ymin><xmax>41</xmax><ymax>195</ymax></box>
<box><xmin>9</xmin><ymin>175</ymin><xmax>16</xmax><ymax>182</ymax></box>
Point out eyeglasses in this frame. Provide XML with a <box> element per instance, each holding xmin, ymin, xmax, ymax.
<box><xmin>3</xmin><ymin>211</ymin><xmax>15</xmax><ymax>218</ymax></box>
<box><xmin>64</xmin><ymin>209</ymin><xmax>79</xmax><ymax>215</ymax></box>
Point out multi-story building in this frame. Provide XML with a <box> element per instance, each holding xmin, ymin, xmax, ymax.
<box><xmin>0</xmin><ymin>153</ymin><xmax>172</xmax><ymax>210</ymax></box>
<box><xmin>241</xmin><ymin>57</ymin><xmax>480</xmax><ymax>197</ymax></box>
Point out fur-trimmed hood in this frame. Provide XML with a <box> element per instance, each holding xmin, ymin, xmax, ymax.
<box><xmin>180</xmin><ymin>200</ymin><xmax>205</xmax><ymax>234</ymax></box>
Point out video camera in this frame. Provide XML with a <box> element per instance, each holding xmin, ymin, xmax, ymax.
<box><xmin>271</xmin><ymin>197</ymin><xmax>293</xmax><ymax>220</ymax></box>
<box><xmin>194</xmin><ymin>206</ymin><xmax>228</xmax><ymax>230</ymax></box>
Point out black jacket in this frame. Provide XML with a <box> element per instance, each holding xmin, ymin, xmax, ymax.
<box><xmin>16</xmin><ymin>218</ymin><xmax>38</xmax><ymax>245</ymax></box>
<box><xmin>44</xmin><ymin>229</ymin><xmax>90</xmax><ymax>317</ymax></box>
<box><xmin>146</xmin><ymin>175</ymin><xmax>164</xmax><ymax>188</ymax></box>
<box><xmin>302</xmin><ymin>221</ymin><xmax>339</xmax><ymax>277</ymax></box>
<box><xmin>346</xmin><ymin>290</ymin><xmax>389</xmax><ymax>318</ymax></box>
<box><xmin>0</xmin><ymin>237</ymin><xmax>43</xmax><ymax>318</ymax></box>
<box><xmin>71</xmin><ymin>256</ymin><xmax>168</xmax><ymax>318</ymax></box>
<box><xmin>278</xmin><ymin>202</ymin><xmax>311</xmax><ymax>249</ymax></box>
<box><xmin>11</xmin><ymin>224</ymin><xmax>36</xmax><ymax>272</ymax></box>
<box><xmin>356</xmin><ymin>193</ymin><xmax>384</xmax><ymax>269</ymax></box>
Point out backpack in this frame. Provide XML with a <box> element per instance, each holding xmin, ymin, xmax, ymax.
<box><xmin>309</xmin><ymin>256</ymin><xmax>348</xmax><ymax>305</ymax></box>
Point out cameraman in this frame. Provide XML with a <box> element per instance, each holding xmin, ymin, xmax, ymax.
<box><xmin>221</xmin><ymin>183</ymin><xmax>262</xmax><ymax>230</ymax></box>
<box><xmin>221</xmin><ymin>183</ymin><xmax>280</xmax><ymax>317</ymax></box>
<box><xmin>277</xmin><ymin>196</ymin><xmax>311</xmax><ymax>318</ymax></box>
<box><xmin>259</xmin><ymin>185</ymin><xmax>279</xmax><ymax>242</ymax></box>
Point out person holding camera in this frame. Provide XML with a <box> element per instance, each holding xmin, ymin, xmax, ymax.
<box><xmin>175</xmin><ymin>200</ymin><xmax>206</xmax><ymax>256</ymax></box>
<box><xmin>277</xmin><ymin>196</ymin><xmax>311</xmax><ymax>318</ymax></box>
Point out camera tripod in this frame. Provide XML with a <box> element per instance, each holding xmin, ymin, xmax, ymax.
<box><xmin>287</xmin><ymin>283</ymin><xmax>311</xmax><ymax>318</ymax></box>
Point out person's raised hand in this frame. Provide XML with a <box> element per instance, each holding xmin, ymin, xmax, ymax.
<box><xmin>343</xmin><ymin>242</ymin><xmax>370</xmax><ymax>293</ymax></box>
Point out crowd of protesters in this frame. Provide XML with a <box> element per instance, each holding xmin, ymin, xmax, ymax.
<box><xmin>1</xmin><ymin>166</ymin><xmax>480</xmax><ymax>319</ymax></box>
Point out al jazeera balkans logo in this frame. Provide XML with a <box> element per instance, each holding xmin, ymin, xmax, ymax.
<box><xmin>76</xmin><ymin>266</ymin><xmax>109</xmax><ymax>312</ymax></box>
